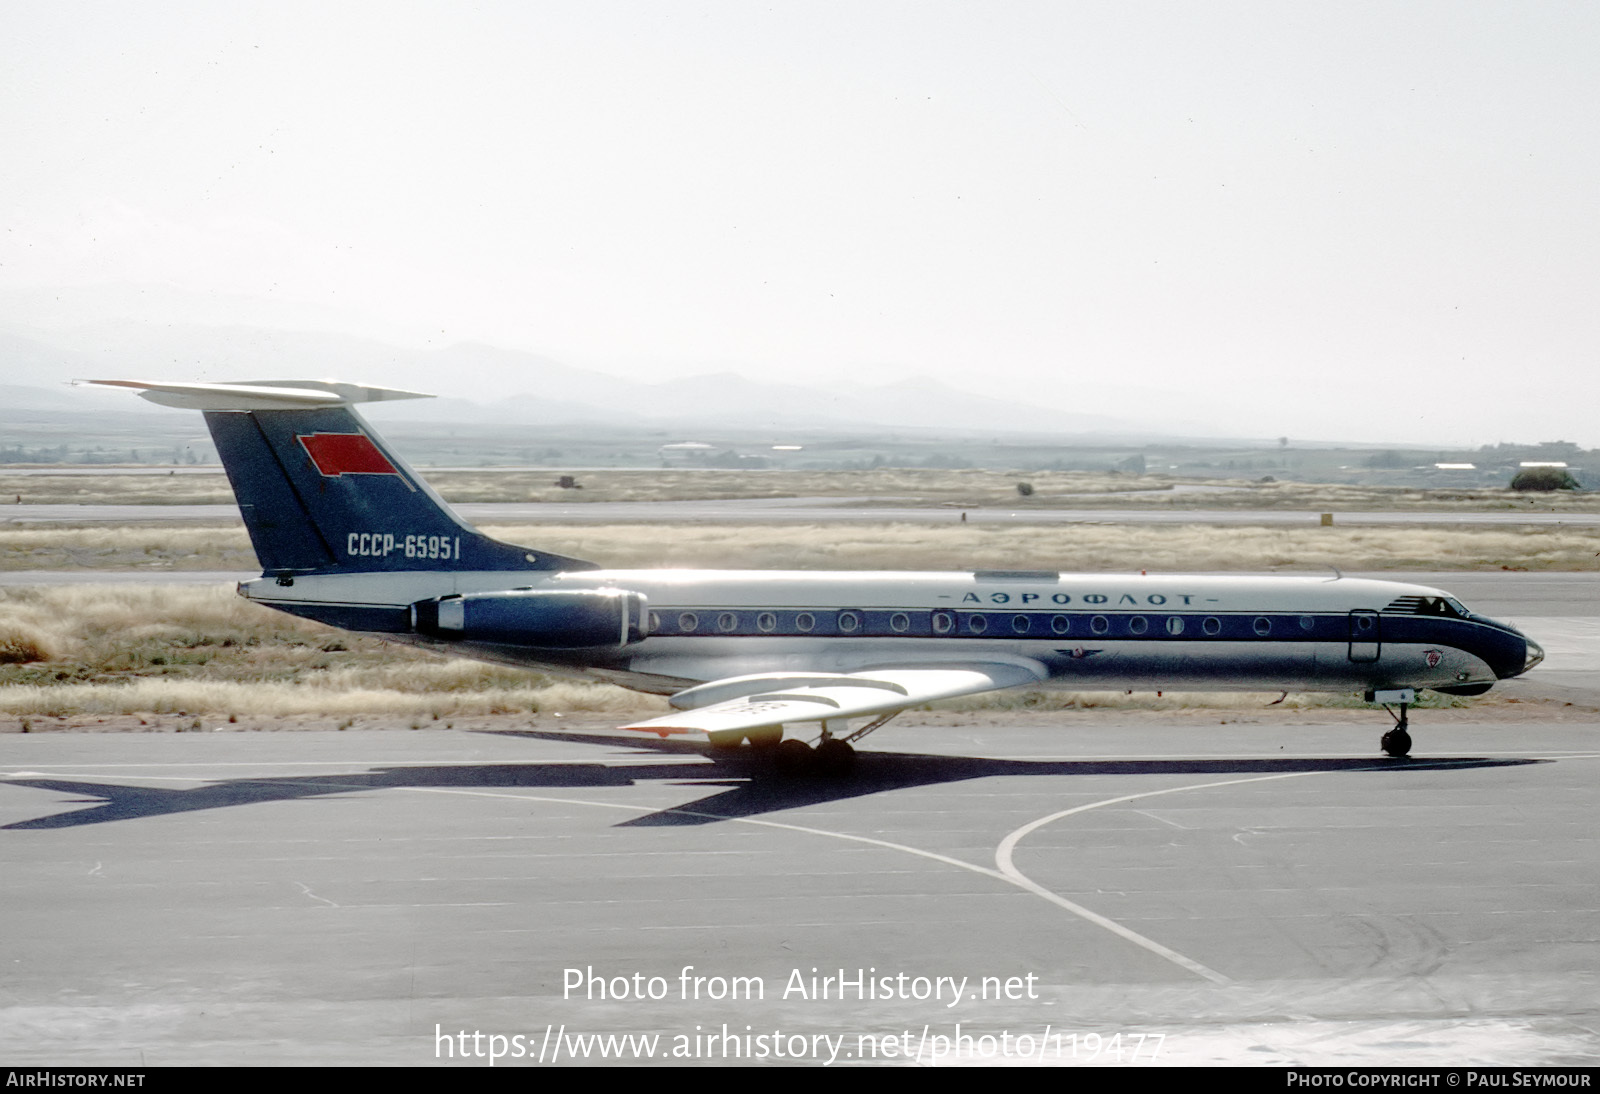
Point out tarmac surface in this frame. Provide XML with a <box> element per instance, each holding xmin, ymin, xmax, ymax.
<box><xmin>3</xmin><ymin>716</ymin><xmax>1598</xmax><ymax>1067</ymax></box>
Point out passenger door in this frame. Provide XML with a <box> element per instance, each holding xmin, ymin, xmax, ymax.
<box><xmin>1348</xmin><ymin>610</ymin><xmax>1381</xmax><ymax>662</ymax></box>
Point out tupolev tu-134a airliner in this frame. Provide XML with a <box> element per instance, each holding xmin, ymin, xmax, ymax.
<box><xmin>88</xmin><ymin>379</ymin><xmax>1544</xmax><ymax>769</ymax></box>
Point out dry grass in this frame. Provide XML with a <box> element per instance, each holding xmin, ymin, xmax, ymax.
<box><xmin>0</xmin><ymin>524</ymin><xmax>255</xmax><ymax>570</ymax></box>
<box><xmin>0</xmin><ymin>585</ymin><xmax>658</xmax><ymax>718</ymax></box>
<box><xmin>0</xmin><ymin>472</ymin><xmax>236</xmax><ymax>506</ymax></box>
<box><xmin>7</xmin><ymin>466</ymin><xmax>1599</xmax><ymax>511</ymax></box>
<box><xmin>4</xmin><ymin>521</ymin><xmax>1597</xmax><ymax>573</ymax></box>
<box><xmin>0</xmin><ymin>620</ymin><xmax>62</xmax><ymax>664</ymax></box>
<box><xmin>476</xmin><ymin>522</ymin><xmax>1600</xmax><ymax>572</ymax></box>
<box><xmin>0</xmin><ymin>678</ymin><xmax>657</xmax><ymax>718</ymax></box>
<box><xmin>427</xmin><ymin>467</ymin><xmax>1196</xmax><ymax>506</ymax></box>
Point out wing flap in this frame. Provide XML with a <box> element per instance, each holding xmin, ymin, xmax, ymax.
<box><xmin>620</xmin><ymin>662</ymin><xmax>1046</xmax><ymax>737</ymax></box>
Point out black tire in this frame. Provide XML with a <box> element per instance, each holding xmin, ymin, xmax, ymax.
<box><xmin>814</xmin><ymin>738</ymin><xmax>857</xmax><ymax>776</ymax></box>
<box><xmin>1381</xmin><ymin>728</ymin><xmax>1412</xmax><ymax>758</ymax></box>
<box><xmin>774</xmin><ymin>738</ymin><xmax>814</xmax><ymax>773</ymax></box>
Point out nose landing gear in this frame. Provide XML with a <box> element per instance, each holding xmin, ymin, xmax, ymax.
<box><xmin>1368</xmin><ymin>688</ymin><xmax>1415</xmax><ymax>758</ymax></box>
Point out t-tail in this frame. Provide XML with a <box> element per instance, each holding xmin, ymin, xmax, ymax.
<box><xmin>85</xmin><ymin>380</ymin><xmax>596</xmax><ymax>577</ymax></box>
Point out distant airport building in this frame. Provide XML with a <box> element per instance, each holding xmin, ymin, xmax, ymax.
<box><xmin>659</xmin><ymin>442</ymin><xmax>719</xmax><ymax>464</ymax></box>
<box><xmin>658</xmin><ymin>441</ymin><xmax>770</xmax><ymax>468</ymax></box>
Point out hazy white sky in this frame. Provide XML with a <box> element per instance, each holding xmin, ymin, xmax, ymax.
<box><xmin>3</xmin><ymin>2</ymin><xmax>1597</xmax><ymax>445</ymax></box>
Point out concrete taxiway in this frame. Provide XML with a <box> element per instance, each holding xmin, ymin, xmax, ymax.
<box><xmin>3</xmin><ymin>718</ymin><xmax>1598</xmax><ymax>1067</ymax></box>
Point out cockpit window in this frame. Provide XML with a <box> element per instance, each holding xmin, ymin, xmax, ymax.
<box><xmin>1382</xmin><ymin>595</ymin><xmax>1472</xmax><ymax>618</ymax></box>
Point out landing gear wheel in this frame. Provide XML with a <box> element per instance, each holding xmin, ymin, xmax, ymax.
<box><xmin>813</xmin><ymin>738</ymin><xmax>857</xmax><ymax>776</ymax></box>
<box><xmin>774</xmin><ymin>738</ymin><xmax>814</xmax><ymax>773</ymax></box>
<box><xmin>1381</xmin><ymin>727</ymin><xmax>1412</xmax><ymax>758</ymax></box>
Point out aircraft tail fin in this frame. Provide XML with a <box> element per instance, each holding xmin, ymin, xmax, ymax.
<box><xmin>83</xmin><ymin>380</ymin><xmax>596</xmax><ymax>576</ymax></box>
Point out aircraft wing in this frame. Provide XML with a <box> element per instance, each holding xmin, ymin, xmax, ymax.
<box><xmin>620</xmin><ymin>662</ymin><xmax>1047</xmax><ymax>737</ymax></box>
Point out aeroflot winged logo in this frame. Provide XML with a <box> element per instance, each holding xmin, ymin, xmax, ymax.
<box><xmin>297</xmin><ymin>432</ymin><xmax>402</xmax><ymax>478</ymax></box>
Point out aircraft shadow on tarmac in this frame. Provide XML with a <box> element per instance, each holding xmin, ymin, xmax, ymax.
<box><xmin>0</xmin><ymin>730</ymin><xmax>1543</xmax><ymax>831</ymax></box>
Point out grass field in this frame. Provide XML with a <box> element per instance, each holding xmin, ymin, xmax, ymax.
<box><xmin>5</xmin><ymin>466</ymin><xmax>1598</xmax><ymax>510</ymax></box>
<box><xmin>3</xmin><ymin>479</ymin><xmax>1591</xmax><ymax>720</ymax></box>
<box><xmin>0</xmin><ymin>584</ymin><xmax>655</xmax><ymax>720</ymax></box>
<box><xmin>4</xmin><ymin>520</ymin><xmax>1596</xmax><ymax>573</ymax></box>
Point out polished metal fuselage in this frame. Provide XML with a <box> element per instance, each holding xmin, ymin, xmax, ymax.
<box><xmin>241</xmin><ymin>568</ymin><xmax>1539</xmax><ymax>697</ymax></box>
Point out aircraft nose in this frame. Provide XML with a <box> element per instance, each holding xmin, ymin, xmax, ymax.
<box><xmin>1523</xmin><ymin>636</ymin><xmax>1545</xmax><ymax>674</ymax></box>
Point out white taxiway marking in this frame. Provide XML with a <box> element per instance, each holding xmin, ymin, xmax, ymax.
<box><xmin>393</xmin><ymin>783</ymin><xmax>1238</xmax><ymax>984</ymax></box>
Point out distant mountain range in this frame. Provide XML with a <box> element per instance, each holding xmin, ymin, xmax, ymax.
<box><xmin>0</xmin><ymin>321</ymin><xmax>1177</xmax><ymax>440</ymax></box>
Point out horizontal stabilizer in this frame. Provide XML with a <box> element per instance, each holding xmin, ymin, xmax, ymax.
<box><xmin>79</xmin><ymin>379</ymin><xmax>432</xmax><ymax>411</ymax></box>
<box><xmin>621</xmin><ymin>662</ymin><xmax>1046</xmax><ymax>737</ymax></box>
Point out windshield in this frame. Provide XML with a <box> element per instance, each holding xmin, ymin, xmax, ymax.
<box><xmin>1417</xmin><ymin>596</ymin><xmax>1472</xmax><ymax>619</ymax></box>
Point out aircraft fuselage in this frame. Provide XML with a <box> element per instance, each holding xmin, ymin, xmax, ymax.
<box><xmin>240</xmin><ymin>568</ymin><xmax>1537</xmax><ymax>698</ymax></box>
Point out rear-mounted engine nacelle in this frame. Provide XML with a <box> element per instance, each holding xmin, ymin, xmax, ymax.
<box><xmin>413</xmin><ymin>588</ymin><xmax>648</xmax><ymax>648</ymax></box>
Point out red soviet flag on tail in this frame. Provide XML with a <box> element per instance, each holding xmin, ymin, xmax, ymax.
<box><xmin>297</xmin><ymin>433</ymin><xmax>401</xmax><ymax>477</ymax></box>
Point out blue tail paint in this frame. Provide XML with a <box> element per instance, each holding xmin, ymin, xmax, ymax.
<box><xmin>202</xmin><ymin>403</ymin><xmax>595</xmax><ymax>576</ymax></box>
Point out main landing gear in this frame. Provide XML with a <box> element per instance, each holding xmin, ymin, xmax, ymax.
<box><xmin>762</xmin><ymin>712</ymin><xmax>902</xmax><ymax>776</ymax></box>
<box><xmin>1367</xmin><ymin>688</ymin><xmax>1415</xmax><ymax>758</ymax></box>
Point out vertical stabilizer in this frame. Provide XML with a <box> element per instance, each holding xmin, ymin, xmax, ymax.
<box><xmin>85</xmin><ymin>380</ymin><xmax>596</xmax><ymax>576</ymax></box>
